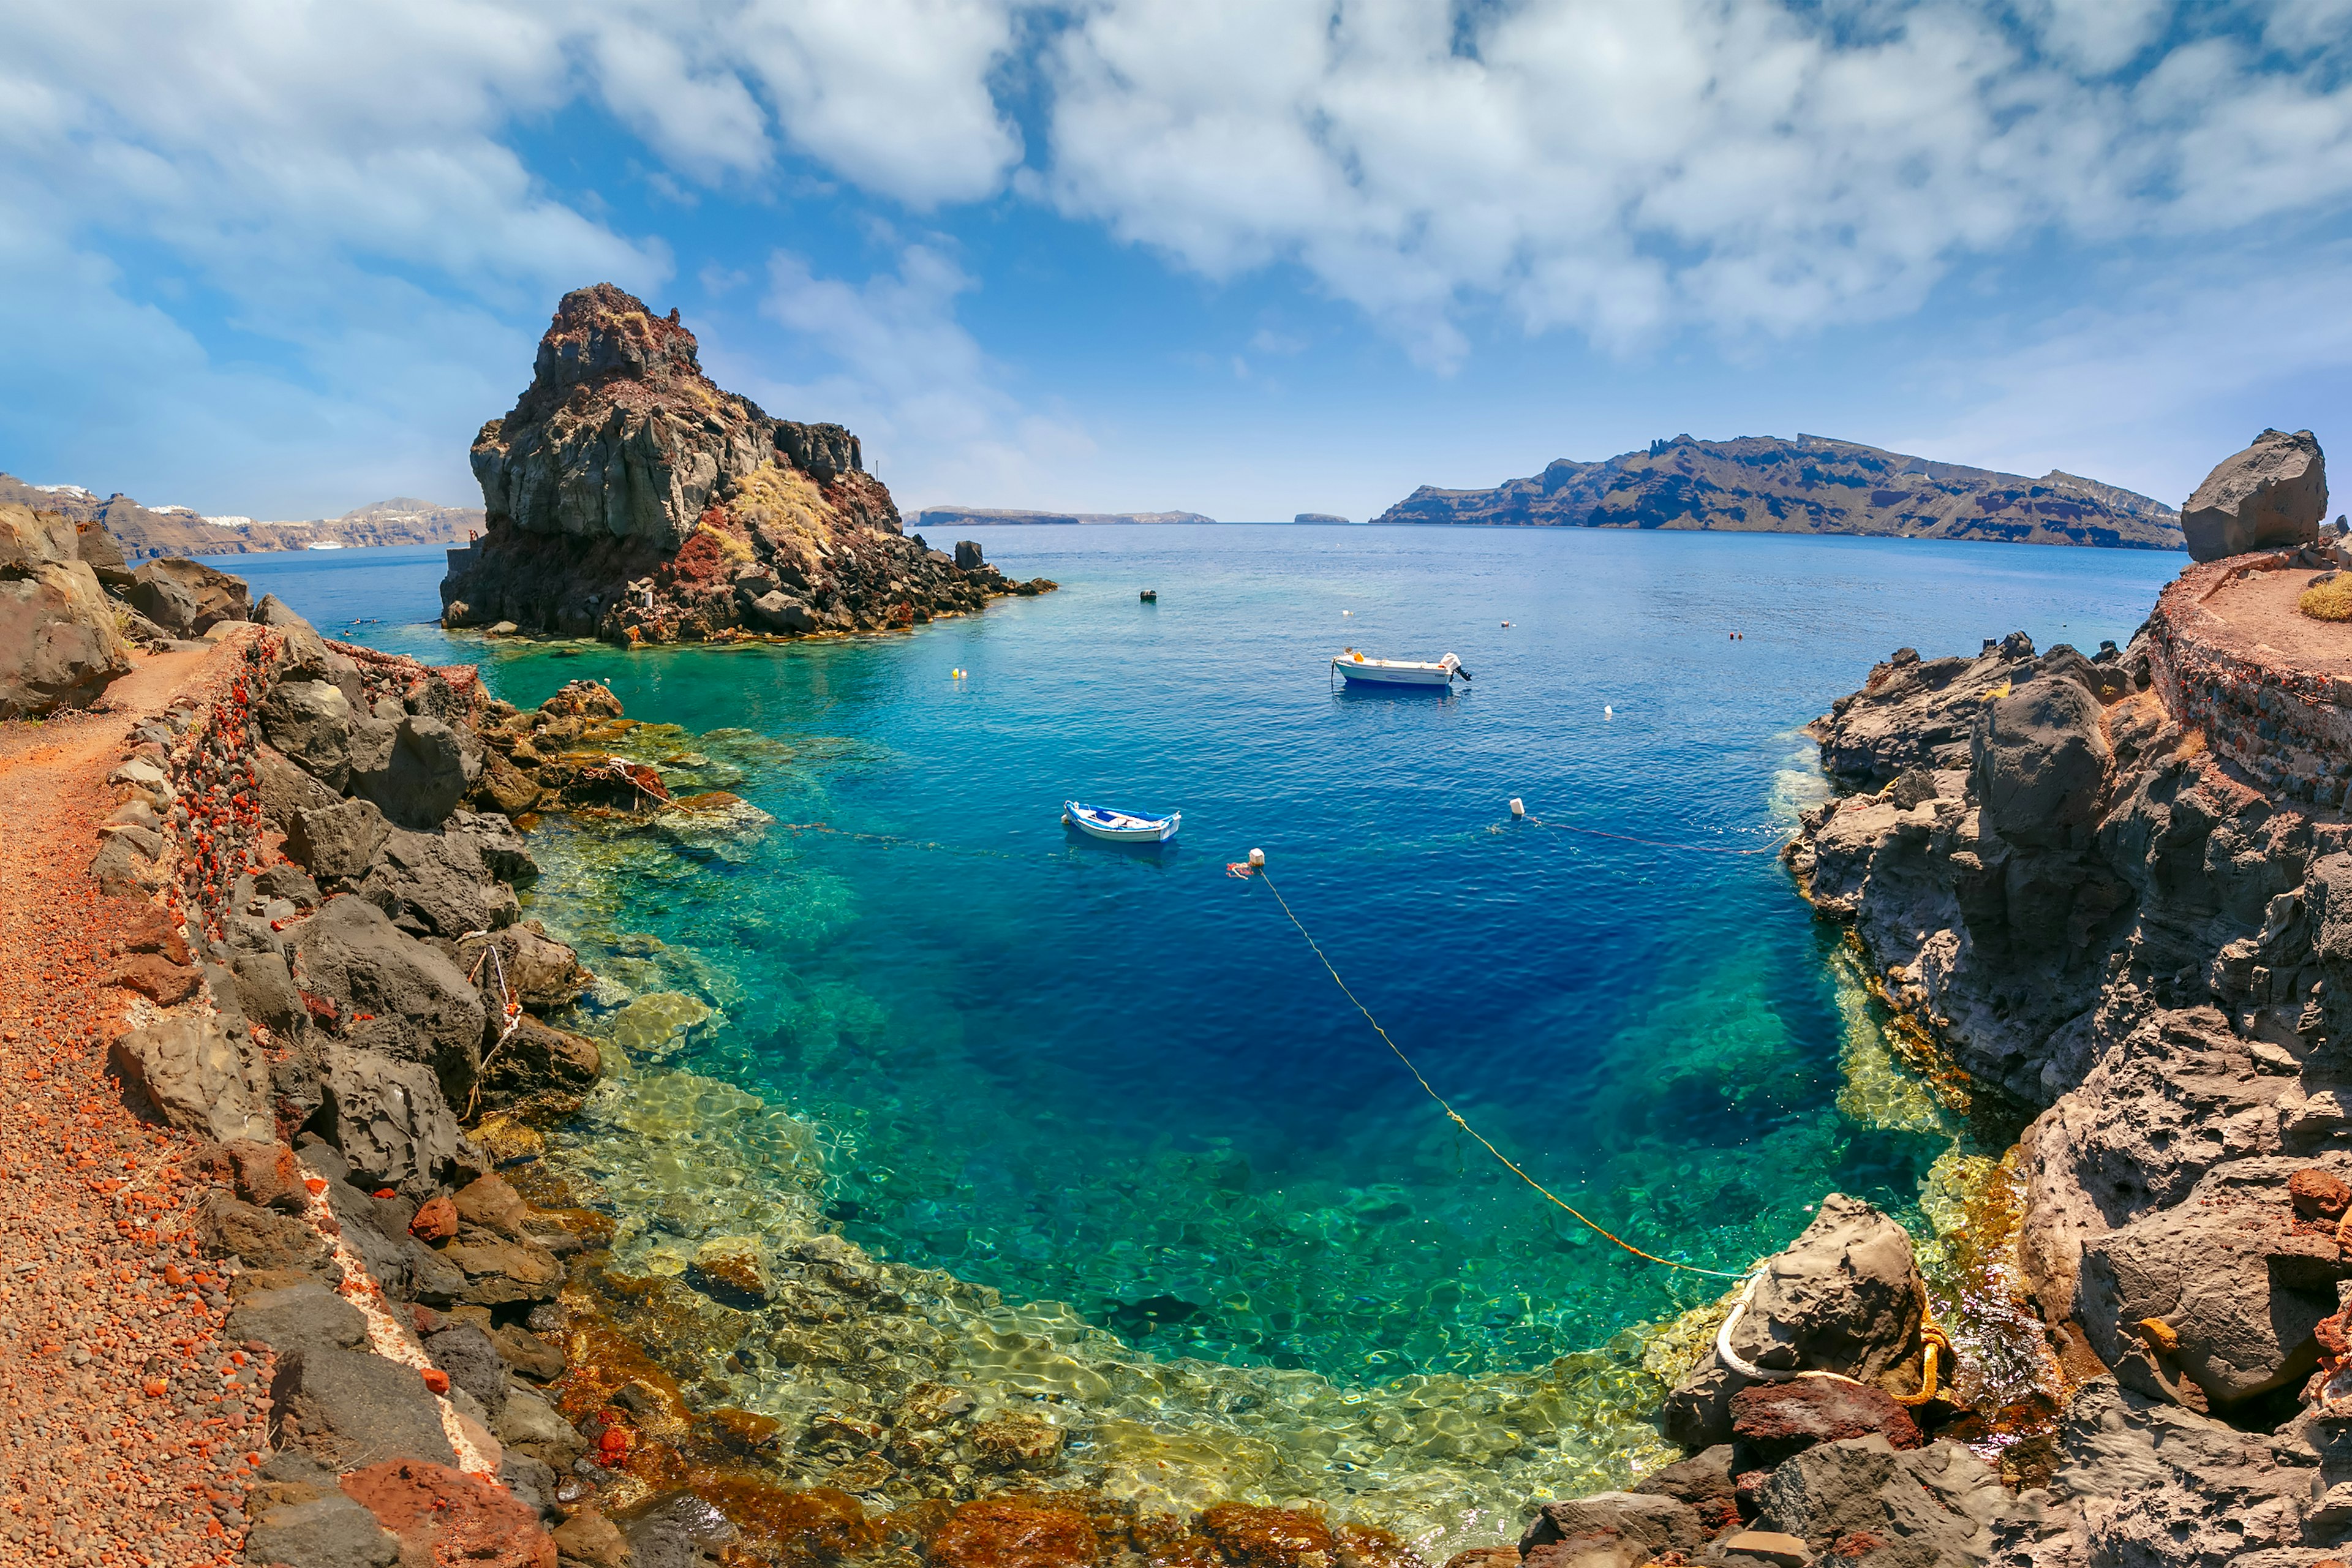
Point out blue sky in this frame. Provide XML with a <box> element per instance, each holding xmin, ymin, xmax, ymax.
<box><xmin>3</xmin><ymin>0</ymin><xmax>2351</xmax><ymax>524</ymax></box>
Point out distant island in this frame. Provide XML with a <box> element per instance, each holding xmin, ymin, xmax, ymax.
<box><xmin>910</xmin><ymin>505</ymin><xmax>1215</xmax><ymax>527</ymax></box>
<box><xmin>1295</xmin><ymin>512</ymin><xmax>1351</xmax><ymax>524</ymax></box>
<box><xmin>0</xmin><ymin>472</ymin><xmax>483</xmax><ymax>557</ymax></box>
<box><xmin>1371</xmin><ymin>433</ymin><xmax>2184</xmax><ymax>549</ymax></box>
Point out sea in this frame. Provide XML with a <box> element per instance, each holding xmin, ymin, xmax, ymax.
<box><xmin>235</xmin><ymin>525</ymin><xmax>2180</xmax><ymax>1539</ymax></box>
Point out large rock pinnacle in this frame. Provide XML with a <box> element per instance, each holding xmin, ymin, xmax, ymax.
<box><xmin>445</xmin><ymin>285</ymin><xmax>1049</xmax><ymax>641</ymax></box>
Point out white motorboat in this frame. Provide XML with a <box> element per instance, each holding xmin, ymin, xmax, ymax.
<box><xmin>1332</xmin><ymin>648</ymin><xmax>1470</xmax><ymax>687</ymax></box>
<box><xmin>1063</xmin><ymin>801</ymin><xmax>1180</xmax><ymax>842</ymax></box>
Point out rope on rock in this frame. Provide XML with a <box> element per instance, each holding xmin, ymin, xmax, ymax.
<box><xmin>1252</xmin><ymin>867</ymin><xmax>1751</xmax><ymax>1280</ymax></box>
<box><xmin>461</xmin><ymin>931</ymin><xmax>527</xmax><ymax>1118</ymax></box>
<box><xmin>1717</xmin><ymin>1269</ymin><xmax>1958</xmax><ymax>1404</ymax></box>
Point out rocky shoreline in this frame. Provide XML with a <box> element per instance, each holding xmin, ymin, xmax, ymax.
<box><xmin>3</xmin><ymin>520</ymin><xmax>2040</xmax><ymax>1568</ymax></box>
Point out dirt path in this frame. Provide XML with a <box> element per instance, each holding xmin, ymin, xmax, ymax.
<box><xmin>0</xmin><ymin>641</ymin><xmax>260</xmax><ymax>1566</ymax></box>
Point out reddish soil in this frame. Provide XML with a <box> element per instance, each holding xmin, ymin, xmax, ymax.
<box><xmin>2196</xmin><ymin>565</ymin><xmax>2352</xmax><ymax>678</ymax></box>
<box><xmin>0</xmin><ymin>641</ymin><xmax>262</xmax><ymax>1564</ymax></box>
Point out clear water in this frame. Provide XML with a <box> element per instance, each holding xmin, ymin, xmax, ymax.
<box><xmin>236</xmin><ymin>528</ymin><xmax>2177</xmax><ymax>1383</ymax></box>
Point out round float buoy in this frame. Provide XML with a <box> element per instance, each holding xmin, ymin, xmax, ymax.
<box><xmin>1509</xmin><ymin>797</ymin><xmax>1525</xmax><ymax>818</ymax></box>
<box><xmin>1248</xmin><ymin>848</ymin><xmax>1265</xmax><ymax>867</ymax></box>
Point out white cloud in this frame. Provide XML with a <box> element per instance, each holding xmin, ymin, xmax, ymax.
<box><xmin>728</xmin><ymin>246</ymin><xmax>1092</xmax><ymax>508</ymax></box>
<box><xmin>1040</xmin><ymin>0</ymin><xmax>2352</xmax><ymax>364</ymax></box>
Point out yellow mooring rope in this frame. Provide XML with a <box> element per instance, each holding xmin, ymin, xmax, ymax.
<box><xmin>1254</xmin><ymin>868</ymin><xmax>1752</xmax><ymax>1280</ymax></box>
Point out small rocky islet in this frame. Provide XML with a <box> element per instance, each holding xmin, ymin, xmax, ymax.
<box><xmin>3</xmin><ymin>283</ymin><xmax>2350</xmax><ymax>1568</ymax></box>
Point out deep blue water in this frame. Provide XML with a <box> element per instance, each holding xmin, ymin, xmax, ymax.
<box><xmin>236</xmin><ymin>528</ymin><xmax>2180</xmax><ymax>1381</ymax></box>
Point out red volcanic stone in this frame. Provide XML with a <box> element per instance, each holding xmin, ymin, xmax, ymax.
<box><xmin>109</xmin><ymin>951</ymin><xmax>199</xmax><ymax>1005</ymax></box>
<box><xmin>1442</xmin><ymin>1551</ymin><xmax>1520</xmax><ymax>1568</ymax></box>
<box><xmin>2291</xmin><ymin>1168</ymin><xmax>2352</xmax><ymax>1221</ymax></box>
<box><xmin>222</xmin><ymin>1138</ymin><xmax>303</xmax><ymax>1212</ymax></box>
<box><xmin>930</xmin><ymin>1498</ymin><xmax>1104</xmax><ymax>1568</ymax></box>
<box><xmin>1200</xmin><ymin>1504</ymin><xmax>1340</xmax><ymax>1568</ymax></box>
<box><xmin>110</xmin><ymin>903</ymin><xmax>191</xmax><ymax>965</ymax></box>
<box><xmin>409</xmin><ymin>1194</ymin><xmax>458</xmax><ymax>1242</ymax></box>
<box><xmin>1730</xmin><ymin>1378</ymin><xmax>1921</xmax><ymax>1466</ymax></box>
<box><xmin>341</xmin><ymin>1458</ymin><xmax>554</xmax><ymax>1568</ymax></box>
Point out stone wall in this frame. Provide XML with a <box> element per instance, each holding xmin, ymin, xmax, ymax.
<box><xmin>2145</xmin><ymin>551</ymin><xmax>2352</xmax><ymax>807</ymax></box>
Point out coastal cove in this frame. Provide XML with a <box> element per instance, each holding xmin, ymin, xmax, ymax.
<box><xmin>231</xmin><ymin>524</ymin><xmax>2179</xmax><ymax>1539</ymax></box>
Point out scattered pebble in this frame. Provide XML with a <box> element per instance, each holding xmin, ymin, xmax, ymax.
<box><xmin>0</xmin><ymin>645</ymin><xmax>261</xmax><ymax>1564</ymax></box>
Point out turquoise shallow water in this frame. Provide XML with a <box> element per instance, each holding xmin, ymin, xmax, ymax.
<box><xmin>239</xmin><ymin>527</ymin><xmax>2178</xmax><ymax>1387</ymax></box>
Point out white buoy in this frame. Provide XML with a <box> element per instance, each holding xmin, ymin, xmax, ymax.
<box><xmin>1248</xmin><ymin>848</ymin><xmax>1265</xmax><ymax>867</ymax></box>
<box><xmin>1604</xmin><ymin>704</ymin><xmax>1614</xmax><ymax>718</ymax></box>
<box><xmin>1509</xmin><ymin>797</ymin><xmax>1525</xmax><ymax>818</ymax></box>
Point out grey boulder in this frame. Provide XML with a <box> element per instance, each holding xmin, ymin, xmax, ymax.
<box><xmin>1751</xmin><ymin>1436</ymin><xmax>2007</xmax><ymax>1565</ymax></box>
<box><xmin>255</xmin><ymin>743</ymin><xmax>344</xmax><ymax>834</ymax></box>
<box><xmin>1521</xmin><ymin>1493</ymin><xmax>1708</xmax><ymax>1556</ymax></box>
<box><xmin>1970</xmin><ymin>676</ymin><xmax>2111</xmax><ymax>849</ymax></box>
<box><xmin>285</xmin><ymin>799</ymin><xmax>393</xmax><ymax>889</ymax></box>
<box><xmin>225</xmin><ymin>1284</ymin><xmax>369</xmax><ymax>1359</ymax></box>
<box><xmin>2076</xmin><ymin>1154</ymin><xmax>2348</xmax><ymax>1409</ymax></box>
<box><xmin>350</xmin><ymin>712</ymin><xmax>481</xmax><ymax>830</ymax></box>
<box><xmin>316</xmin><ymin>1042</ymin><xmax>467</xmax><ymax>1197</ymax></box>
<box><xmin>0</xmin><ymin>502</ymin><xmax>131</xmax><ymax>718</ymax></box>
<box><xmin>232</xmin><ymin>946</ymin><xmax>312</xmax><ymax>1042</ymax></box>
<box><xmin>2182</xmin><ymin>428</ymin><xmax>2328</xmax><ymax>563</ymax></box>
<box><xmin>452</xmin><ymin>923</ymin><xmax>586</xmax><ymax>1012</ymax></box>
<box><xmin>748</xmin><ymin>590</ymin><xmax>818</xmax><ymax>633</ymax></box>
<box><xmin>244</xmin><ymin>1491</ymin><xmax>400</xmax><ymax>1568</ymax></box>
<box><xmin>108</xmin><ymin>1014</ymin><xmax>274</xmax><ymax>1143</ymax></box>
<box><xmin>266</xmin><ymin>1346</ymin><xmax>459</xmax><ymax>1471</ymax></box>
<box><xmin>497</xmin><ymin>1384</ymin><xmax>586</xmax><ymax>1468</ymax></box>
<box><xmin>129</xmin><ymin>556</ymin><xmax>251</xmax><ymax>635</ymax></box>
<box><xmin>423</xmin><ymin>1323</ymin><xmax>508</xmax><ymax>1418</ymax></box>
<box><xmin>358</xmin><ymin>826</ymin><xmax>518</xmax><ymax>940</ymax></box>
<box><xmin>260</xmin><ymin>678</ymin><xmax>356</xmax><ymax>788</ymax></box>
<box><xmin>288</xmin><ymin>895</ymin><xmax>485</xmax><ymax>1094</ymax></box>
<box><xmin>1664</xmin><ymin>1194</ymin><xmax>1926</xmax><ymax>1450</ymax></box>
<box><xmin>1990</xmin><ymin>1377</ymin><xmax>2323</xmax><ymax>1567</ymax></box>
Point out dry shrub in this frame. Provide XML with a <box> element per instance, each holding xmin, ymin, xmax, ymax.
<box><xmin>2301</xmin><ymin>574</ymin><xmax>2352</xmax><ymax>622</ymax></box>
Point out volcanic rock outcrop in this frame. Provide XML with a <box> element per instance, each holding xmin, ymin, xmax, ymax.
<box><xmin>1782</xmin><ymin>478</ymin><xmax>2352</xmax><ymax>1553</ymax></box>
<box><xmin>0</xmin><ymin>501</ymin><xmax>132</xmax><ymax>717</ymax></box>
<box><xmin>2180</xmin><ymin>427</ymin><xmax>2328</xmax><ymax>562</ymax></box>
<box><xmin>446</xmin><ymin>284</ymin><xmax>1051</xmax><ymax>641</ymax></box>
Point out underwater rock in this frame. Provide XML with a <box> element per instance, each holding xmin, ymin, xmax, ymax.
<box><xmin>930</xmin><ymin>1498</ymin><xmax>1101</xmax><ymax>1568</ymax></box>
<box><xmin>606</xmin><ymin>990</ymin><xmax>714</xmax><ymax>1059</ymax></box>
<box><xmin>686</xmin><ymin>1237</ymin><xmax>773</xmax><ymax>1308</ymax></box>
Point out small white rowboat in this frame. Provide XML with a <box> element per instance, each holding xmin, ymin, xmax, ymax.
<box><xmin>1332</xmin><ymin>648</ymin><xmax>1470</xmax><ymax>687</ymax></box>
<box><xmin>1063</xmin><ymin>801</ymin><xmax>1181</xmax><ymax>842</ymax></box>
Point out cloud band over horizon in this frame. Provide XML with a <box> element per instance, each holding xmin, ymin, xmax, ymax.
<box><xmin>2</xmin><ymin>0</ymin><xmax>2350</xmax><ymax>522</ymax></box>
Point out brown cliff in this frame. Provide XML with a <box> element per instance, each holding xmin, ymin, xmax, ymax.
<box><xmin>0</xmin><ymin>475</ymin><xmax>482</xmax><ymax>557</ymax></box>
<box><xmin>447</xmin><ymin>284</ymin><xmax>1050</xmax><ymax>642</ymax></box>
<box><xmin>1373</xmin><ymin>434</ymin><xmax>2184</xmax><ymax>550</ymax></box>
